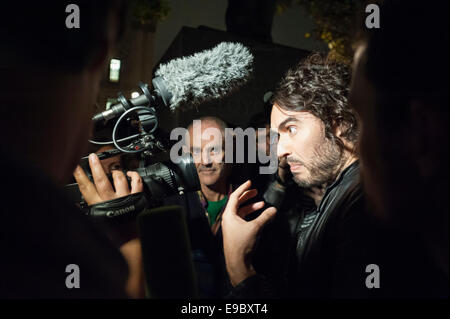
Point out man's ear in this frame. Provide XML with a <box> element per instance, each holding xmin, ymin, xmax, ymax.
<box><xmin>333</xmin><ymin>121</ymin><xmax>344</xmax><ymax>139</ymax></box>
<box><xmin>332</xmin><ymin>121</ymin><xmax>353</xmax><ymax>151</ymax></box>
<box><xmin>332</xmin><ymin>122</ymin><xmax>358</xmax><ymax>154</ymax></box>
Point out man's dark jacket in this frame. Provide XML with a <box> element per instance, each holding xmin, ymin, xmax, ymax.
<box><xmin>230</xmin><ymin>160</ymin><xmax>449</xmax><ymax>298</ymax></box>
<box><xmin>231</xmin><ymin>161</ymin><xmax>375</xmax><ymax>298</ymax></box>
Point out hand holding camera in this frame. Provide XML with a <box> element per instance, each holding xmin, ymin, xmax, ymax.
<box><xmin>73</xmin><ymin>153</ymin><xmax>143</xmax><ymax>206</ymax></box>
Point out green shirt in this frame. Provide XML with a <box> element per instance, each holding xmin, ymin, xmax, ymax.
<box><xmin>206</xmin><ymin>196</ymin><xmax>228</xmax><ymax>226</ymax></box>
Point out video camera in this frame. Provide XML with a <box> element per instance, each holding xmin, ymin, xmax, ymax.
<box><xmin>64</xmin><ymin>80</ymin><xmax>200</xmax><ymax>222</ymax></box>
<box><xmin>64</xmin><ymin>41</ymin><xmax>254</xmax><ymax>222</ymax></box>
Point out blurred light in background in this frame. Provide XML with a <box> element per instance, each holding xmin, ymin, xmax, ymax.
<box><xmin>109</xmin><ymin>59</ymin><xmax>121</xmax><ymax>83</ymax></box>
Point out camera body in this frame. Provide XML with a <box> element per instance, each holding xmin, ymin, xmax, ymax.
<box><xmin>65</xmin><ymin>81</ymin><xmax>200</xmax><ymax>222</ymax></box>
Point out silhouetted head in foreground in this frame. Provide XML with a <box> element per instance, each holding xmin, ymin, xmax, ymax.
<box><xmin>350</xmin><ymin>0</ymin><xmax>449</xmax><ymax>275</ymax></box>
<box><xmin>0</xmin><ymin>1</ymin><xmax>127</xmax><ymax>185</ymax></box>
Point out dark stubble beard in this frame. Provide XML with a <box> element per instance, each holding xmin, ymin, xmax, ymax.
<box><xmin>290</xmin><ymin>138</ymin><xmax>344</xmax><ymax>188</ymax></box>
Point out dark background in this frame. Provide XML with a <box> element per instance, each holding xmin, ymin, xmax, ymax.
<box><xmin>98</xmin><ymin>0</ymin><xmax>326</xmax><ymax>130</ymax></box>
<box><xmin>154</xmin><ymin>26</ymin><xmax>311</xmax><ymax>129</ymax></box>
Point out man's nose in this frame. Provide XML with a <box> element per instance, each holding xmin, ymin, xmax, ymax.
<box><xmin>277</xmin><ymin>135</ymin><xmax>291</xmax><ymax>158</ymax></box>
<box><xmin>201</xmin><ymin>151</ymin><xmax>212</xmax><ymax>165</ymax></box>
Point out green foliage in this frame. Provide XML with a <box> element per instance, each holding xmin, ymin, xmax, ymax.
<box><xmin>131</xmin><ymin>0</ymin><xmax>171</xmax><ymax>30</ymax></box>
<box><xmin>276</xmin><ymin>0</ymin><xmax>369</xmax><ymax>63</ymax></box>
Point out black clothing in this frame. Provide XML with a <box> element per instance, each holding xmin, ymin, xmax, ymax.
<box><xmin>230</xmin><ymin>161</ymin><xmax>373</xmax><ymax>298</ymax></box>
<box><xmin>0</xmin><ymin>155</ymin><xmax>128</xmax><ymax>298</ymax></box>
<box><xmin>252</xmin><ymin>176</ymin><xmax>316</xmax><ymax>295</ymax></box>
<box><xmin>163</xmin><ymin>192</ymin><xmax>229</xmax><ymax>298</ymax></box>
<box><xmin>367</xmin><ymin>224</ymin><xmax>448</xmax><ymax>298</ymax></box>
<box><xmin>230</xmin><ymin>161</ymin><xmax>449</xmax><ymax>298</ymax></box>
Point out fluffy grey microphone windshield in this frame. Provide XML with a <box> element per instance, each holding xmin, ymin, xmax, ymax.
<box><xmin>154</xmin><ymin>42</ymin><xmax>253</xmax><ymax>111</ymax></box>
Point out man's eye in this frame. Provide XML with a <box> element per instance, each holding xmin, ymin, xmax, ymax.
<box><xmin>110</xmin><ymin>163</ymin><xmax>122</xmax><ymax>171</ymax></box>
<box><xmin>287</xmin><ymin>126</ymin><xmax>297</xmax><ymax>135</ymax></box>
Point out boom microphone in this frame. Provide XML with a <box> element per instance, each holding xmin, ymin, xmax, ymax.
<box><xmin>154</xmin><ymin>42</ymin><xmax>253</xmax><ymax>111</ymax></box>
<box><xmin>92</xmin><ymin>42</ymin><xmax>253</xmax><ymax>122</ymax></box>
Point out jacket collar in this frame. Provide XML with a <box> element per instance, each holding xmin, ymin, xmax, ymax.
<box><xmin>317</xmin><ymin>160</ymin><xmax>360</xmax><ymax>212</ymax></box>
<box><xmin>328</xmin><ymin>160</ymin><xmax>359</xmax><ymax>191</ymax></box>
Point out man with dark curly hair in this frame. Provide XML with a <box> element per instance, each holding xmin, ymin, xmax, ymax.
<box><xmin>221</xmin><ymin>54</ymin><xmax>377</xmax><ymax>298</ymax></box>
<box><xmin>271</xmin><ymin>54</ymin><xmax>359</xmax><ymax>192</ymax></box>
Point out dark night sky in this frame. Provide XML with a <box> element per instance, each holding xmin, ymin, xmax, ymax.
<box><xmin>152</xmin><ymin>0</ymin><xmax>327</xmax><ymax>69</ymax></box>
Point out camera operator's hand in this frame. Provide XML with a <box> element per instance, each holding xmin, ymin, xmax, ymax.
<box><xmin>221</xmin><ymin>180</ymin><xmax>277</xmax><ymax>287</ymax></box>
<box><xmin>73</xmin><ymin>153</ymin><xmax>143</xmax><ymax>205</ymax></box>
<box><xmin>73</xmin><ymin>153</ymin><xmax>145</xmax><ymax>298</ymax></box>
